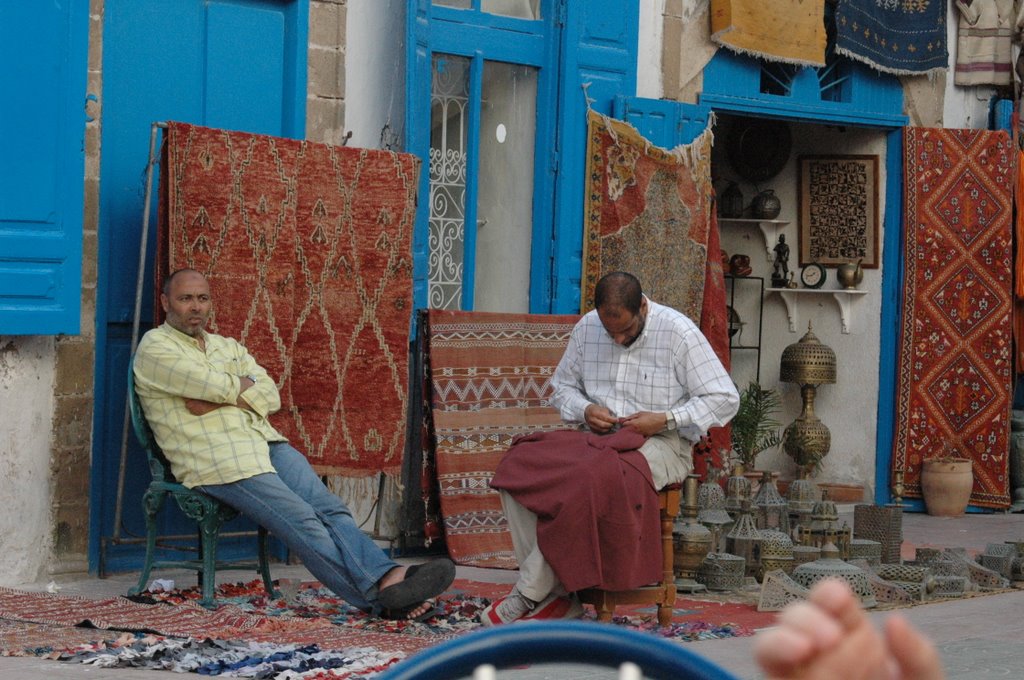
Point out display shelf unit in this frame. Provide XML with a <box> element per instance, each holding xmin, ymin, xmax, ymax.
<box><xmin>766</xmin><ymin>288</ymin><xmax>868</xmax><ymax>334</ymax></box>
<box><xmin>719</xmin><ymin>218</ymin><xmax>789</xmax><ymax>262</ymax></box>
<box><xmin>725</xmin><ymin>274</ymin><xmax>764</xmax><ymax>382</ymax></box>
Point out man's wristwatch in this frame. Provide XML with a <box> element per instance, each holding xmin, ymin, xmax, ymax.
<box><xmin>665</xmin><ymin>411</ymin><xmax>676</xmax><ymax>431</ymax></box>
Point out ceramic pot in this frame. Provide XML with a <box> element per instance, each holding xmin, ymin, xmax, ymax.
<box><xmin>920</xmin><ymin>458</ymin><xmax>973</xmax><ymax>516</ymax></box>
<box><xmin>751</xmin><ymin>189</ymin><xmax>781</xmax><ymax>219</ymax></box>
<box><xmin>836</xmin><ymin>258</ymin><xmax>864</xmax><ymax>289</ymax></box>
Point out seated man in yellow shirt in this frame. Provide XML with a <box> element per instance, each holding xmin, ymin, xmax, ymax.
<box><xmin>133</xmin><ymin>268</ymin><xmax>454</xmax><ymax>620</ymax></box>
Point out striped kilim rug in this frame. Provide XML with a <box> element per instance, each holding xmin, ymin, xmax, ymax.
<box><xmin>158</xmin><ymin>122</ymin><xmax>420</xmax><ymax>476</ymax></box>
<box><xmin>426</xmin><ymin>310</ymin><xmax>580</xmax><ymax>569</ymax></box>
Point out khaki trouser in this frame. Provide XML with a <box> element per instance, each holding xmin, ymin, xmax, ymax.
<box><xmin>499</xmin><ymin>431</ymin><xmax>691</xmax><ymax>602</ymax></box>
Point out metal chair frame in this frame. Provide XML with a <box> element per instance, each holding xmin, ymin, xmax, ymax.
<box><xmin>126</xmin><ymin>356</ymin><xmax>278</xmax><ymax>608</ymax></box>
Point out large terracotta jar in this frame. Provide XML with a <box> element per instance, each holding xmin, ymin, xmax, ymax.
<box><xmin>920</xmin><ymin>458</ymin><xmax>973</xmax><ymax>516</ymax></box>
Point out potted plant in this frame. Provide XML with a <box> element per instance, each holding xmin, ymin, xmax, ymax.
<box><xmin>920</xmin><ymin>443</ymin><xmax>973</xmax><ymax>516</ymax></box>
<box><xmin>729</xmin><ymin>382</ymin><xmax>782</xmax><ymax>474</ymax></box>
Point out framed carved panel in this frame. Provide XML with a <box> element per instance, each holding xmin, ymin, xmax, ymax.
<box><xmin>798</xmin><ymin>155</ymin><xmax>879</xmax><ymax>268</ymax></box>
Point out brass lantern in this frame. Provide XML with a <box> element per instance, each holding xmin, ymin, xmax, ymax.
<box><xmin>779</xmin><ymin>322</ymin><xmax>836</xmax><ymax>475</ymax></box>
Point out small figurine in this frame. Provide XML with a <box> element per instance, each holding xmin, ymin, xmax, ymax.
<box><xmin>771</xmin><ymin>235</ymin><xmax>790</xmax><ymax>288</ymax></box>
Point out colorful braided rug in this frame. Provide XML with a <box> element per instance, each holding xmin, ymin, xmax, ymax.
<box><xmin>425</xmin><ymin>311</ymin><xmax>580</xmax><ymax>569</ymax></box>
<box><xmin>157</xmin><ymin>122</ymin><xmax>420</xmax><ymax>477</ymax></box>
<box><xmin>0</xmin><ymin>580</ymin><xmax>756</xmax><ymax>677</ymax></box>
<box><xmin>894</xmin><ymin>127</ymin><xmax>1014</xmax><ymax>509</ymax></box>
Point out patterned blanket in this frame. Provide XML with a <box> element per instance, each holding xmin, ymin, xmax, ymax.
<box><xmin>834</xmin><ymin>0</ymin><xmax>947</xmax><ymax>76</ymax></box>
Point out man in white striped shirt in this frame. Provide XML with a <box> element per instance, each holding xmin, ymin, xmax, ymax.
<box><xmin>485</xmin><ymin>271</ymin><xmax>739</xmax><ymax>625</ymax></box>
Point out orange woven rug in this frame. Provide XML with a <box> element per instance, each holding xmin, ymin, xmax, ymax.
<box><xmin>426</xmin><ymin>310</ymin><xmax>580</xmax><ymax>568</ymax></box>
<box><xmin>710</xmin><ymin>0</ymin><xmax>826</xmax><ymax>67</ymax></box>
<box><xmin>894</xmin><ymin>127</ymin><xmax>1014</xmax><ymax>508</ymax></box>
<box><xmin>158</xmin><ymin>122</ymin><xmax>420</xmax><ymax>476</ymax></box>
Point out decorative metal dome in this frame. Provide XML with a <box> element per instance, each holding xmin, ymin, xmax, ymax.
<box><xmin>780</xmin><ymin>322</ymin><xmax>836</xmax><ymax>385</ymax></box>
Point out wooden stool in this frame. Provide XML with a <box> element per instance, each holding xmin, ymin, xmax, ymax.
<box><xmin>578</xmin><ymin>484</ymin><xmax>681</xmax><ymax>626</ymax></box>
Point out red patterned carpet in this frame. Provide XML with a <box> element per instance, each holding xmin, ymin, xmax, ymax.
<box><xmin>158</xmin><ymin>122</ymin><xmax>420</xmax><ymax>476</ymax></box>
<box><xmin>895</xmin><ymin>127</ymin><xmax>1014</xmax><ymax>508</ymax></box>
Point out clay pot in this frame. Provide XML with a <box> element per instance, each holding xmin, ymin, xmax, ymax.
<box><xmin>920</xmin><ymin>458</ymin><xmax>973</xmax><ymax>516</ymax></box>
<box><xmin>751</xmin><ymin>189</ymin><xmax>781</xmax><ymax>219</ymax></box>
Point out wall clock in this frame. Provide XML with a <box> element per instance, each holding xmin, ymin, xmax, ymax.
<box><xmin>800</xmin><ymin>262</ymin><xmax>826</xmax><ymax>289</ymax></box>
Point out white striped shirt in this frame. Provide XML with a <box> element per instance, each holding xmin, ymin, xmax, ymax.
<box><xmin>550</xmin><ymin>299</ymin><xmax>739</xmax><ymax>443</ymax></box>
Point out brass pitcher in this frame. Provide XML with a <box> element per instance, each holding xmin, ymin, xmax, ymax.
<box><xmin>835</xmin><ymin>258</ymin><xmax>863</xmax><ymax>289</ymax></box>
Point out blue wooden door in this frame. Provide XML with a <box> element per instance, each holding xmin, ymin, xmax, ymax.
<box><xmin>90</xmin><ymin>0</ymin><xmax>308</xmax><ymax>573</ymax></box>
<box><xmin>406</xmin><ymin>0</ymin><xmax>641</xmax><ymax>314</ymax></box>
<box><xmin>0</xmin><ymin>1</ymin><xmax>87</xmax><ymax>334</ymax></box>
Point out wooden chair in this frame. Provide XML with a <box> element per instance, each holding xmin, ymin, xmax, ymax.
<box><xmin>126</xmin><ymin>357</ymin><xmax>278</xmax><ymax>608</ymax></box>
<box><xmin>577</xmin><ymin>484</ymin><xmax>681</xmax><ymax>627</ymax></box>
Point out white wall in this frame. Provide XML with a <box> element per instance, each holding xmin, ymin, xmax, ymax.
<box><xmin>0</xmin><ymin>336</ymin><xmax>55</xmax><ymax>584</ymax></box>
<box><xmin>344</xmin><ymin>0</ymin><xmax>405</xmax><ymax>150</ymax></box>
<box><xmin>715</xmin><ymin>120</ymin><xmax>886</xmax><ymax>497</ymax></box>
<box><xmin>638</xmin><ymin>0</ymin><xmax>665</xmax><ymax>99</ymax></box>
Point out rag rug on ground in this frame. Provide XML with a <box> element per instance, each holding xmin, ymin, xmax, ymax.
<box><xmin>834</xmin><ymin>0</ymin><xmax>947</xmax><ymax>76</ymax></box>
<box><xmin>158</xmin><ymin>122</ymin><xmax>420</xmax><ymax>477</ymax></box>
<box><xmin>425</xmin><ymin>310</ymin><xmax>580</xmax><ymax>568</ymax></box>
<box><xmin>582</xmin><ymin>109</ymin><xmax>731</xmax><ymax>477</ymax></box>
<box><xmin>710</xmin><ymin>0</ymin><xmax>826</xmax><ymax>67</ymax></box>
<box><xmin>894</xmin><ymin>127</ymin><xmax>1014</xmax><ymax>509</ymax></box>
<box><xmin>0</xmin><ymin>580</ymin><xmax>757</xmax><ymax>677</ymax></box>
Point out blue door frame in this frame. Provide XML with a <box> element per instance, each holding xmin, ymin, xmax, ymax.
<box><xmin>89</xmin><ymin>0</ymin><xmax>308</xmax><ymax>573</ymax></box>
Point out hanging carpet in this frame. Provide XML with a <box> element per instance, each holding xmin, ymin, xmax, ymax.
<box><xmin>834</xmin><ymin>0</ymin><xmax>947</xmax><ymax>76</ymax></box>
<box><xmin>581</xmin><ymin>109</ymin><xmax>730</xmax><ymax>477</ymax></box>
<box><xmin>894</xmin><ymin>127</ymin><xmax>1014</xmax><ymax>509</ymax></box>
<box><xmin>710</xmin><ymin>0</ymin><xmax>826</xmax><ymax>67</ymax></box>
<box><xmin>157</xmin><ymin>122</ymin><xmax>419</xmax><ymax>476</ymax></box>
<box><xmin>426</xmin><ymin>310</ymin><xmax>580</xmax><ymax>568</ymax></box>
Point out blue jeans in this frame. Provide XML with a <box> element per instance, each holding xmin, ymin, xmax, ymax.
<box><xmin>198</xmin><ymin>442</ymin><xmax>396</xmax><ymax>609</ymax></box>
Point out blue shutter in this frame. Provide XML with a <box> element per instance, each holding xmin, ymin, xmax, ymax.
<box><xmin>550</xmin><ymin>0</ymin><xmax>639</xmax><ymax>313</ymax></box>
<box><xmin>0</xmin><ymin>1</ymin><xmax>87</xmax><ymax>334</ymax></box>
<box><xmin>614</xmin><ymin>95</ymin><xmax>711</xmax><ymax>147</ymax></box>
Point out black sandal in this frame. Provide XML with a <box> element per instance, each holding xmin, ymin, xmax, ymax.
<box><xmin>378</xmin><ymin>559</ymin><xmax>456</xmax><ymax>612</ymax></box>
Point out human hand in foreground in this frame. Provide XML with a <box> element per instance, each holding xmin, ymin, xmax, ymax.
<box><xmin>618</xmin><ymin>411</ymin><xmax>666</xmax><ymax>437</ymax></box>
<box><xmin>584</xmin><ymin>404</ymin><xmax>618</xmax><ymax>433</ymax></box>
<box><xmin>754</xmin><ymin>579</ymin><xmax>944</xmax><ymax>680</ymax></box>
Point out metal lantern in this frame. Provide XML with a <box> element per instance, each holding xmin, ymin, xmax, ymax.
<box><xmin>752</xmin><ymin>471</ymin><xmax>790</xmax><ymax>534</ymax></box>
<box><xmin>779</xmin><ymin>322</ymin><xmax>837</xmax><ymax>474</ymax></box>
<box><xmin>673</xmin><ymin>475</ymin><xmax>712</xmax><ymax>592</ymax></box>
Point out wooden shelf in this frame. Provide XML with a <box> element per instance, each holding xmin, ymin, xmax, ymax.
<box><xmin>766</xmin><ymin>288</ymin><xmax>869</xmax><ymax>334</ymax></box>
<box><xmin>719</xmin><ymin>218</ymin><xmax>790</xmax><ymax>263</ymax></box>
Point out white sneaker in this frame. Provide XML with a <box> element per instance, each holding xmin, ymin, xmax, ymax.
<box><xmin>481</xmin><ymin>588</ymin><xmax>535</xmax><ymax>626</ymax></box>
<box><xmin>521</xmin><ymin>593</ymin><xmax>584</xmax><ymax>621</ymax></box>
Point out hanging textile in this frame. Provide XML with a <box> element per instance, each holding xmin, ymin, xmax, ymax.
<box><xmin>834</xmin><ymin>0</ymin><xmax>947</xmax><ymax>76</ymax></box>
<box><xmin>425</xmin><ymin>310</ymin><xmax>580</xmax><ymax>568</ymax></box>
<box><xmin>710</xmin><ymin>0</ymin><xmax>827</xmax><ymax>67</ymax></box>
<box><xmin>158</xmin><ymin>122</ymin><xmax>420</xmax><ymax>477</ymax></box>
<box><xmin>581</xmin><ymin>109</ymin><xmax>714</xmax><ymax>319</ymax></box>
<box><xmin>954</xmin><ymin>0</ymin><xmax>1016</xmax><ymax>86</ymax></box>
<box><xmin>894</xmin><ymin>127</ymin><xmax>1014</xmax><ymax>509</ymax></box>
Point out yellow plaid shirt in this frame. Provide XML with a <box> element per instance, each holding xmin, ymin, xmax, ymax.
<box><xmin>133</xmin><ymin>323</ymin><xmax>284</xmax><ymax>488</ymax></box>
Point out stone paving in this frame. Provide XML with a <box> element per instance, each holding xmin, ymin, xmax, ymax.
<box><xmin>1</xmin><ymin>509</ymin><xmax>1021</xmax><ymax>679</ymax></box>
